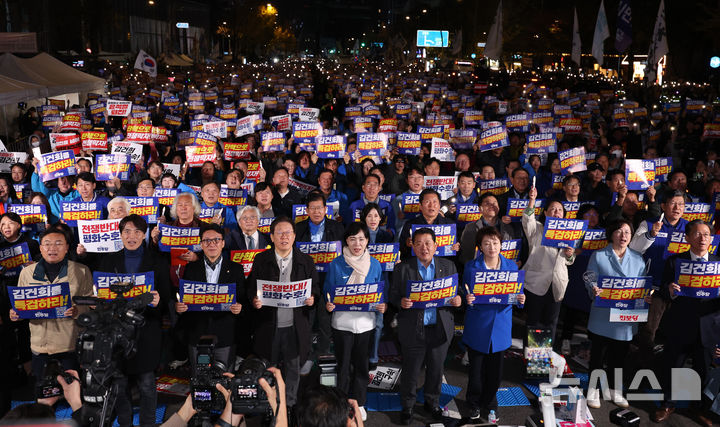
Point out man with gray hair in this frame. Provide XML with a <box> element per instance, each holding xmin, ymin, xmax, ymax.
<box><xmin>225</xmin><ymin>205</ymin><xmax>270</xmax><ymax>251</ymax></box>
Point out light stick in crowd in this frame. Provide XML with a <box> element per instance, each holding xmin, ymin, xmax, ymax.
<box><xmin>326</xmin><ymin>292</ymin><xmax>331</xmax><ymax>302</ymax></box>
<box><xmin>659</xmin><ymin>212</ymin><xmax>664</xmax><ymax>224</ymax></box>
<box><xmin>532</xmin><ymin>176</ymin><xmax>536</xmax><ymax>188</ymax></box>
<box><xmin>465</xmin><ymin>284</ymin><xmax>471</xmax><ymax>295</ymax></box>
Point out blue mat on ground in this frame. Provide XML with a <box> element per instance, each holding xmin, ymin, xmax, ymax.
<box><xmin>366</xmin><ymin>383</ymin><xmax>462</xmax><ymax>411</ymax></box>
<box><xmin>11</xmin><ymin>401</ymin><xmax>166</xmax><ymax>424</ymax></box>
<box><xmin>417</xmin><ymin>383</ymin><xmax>462</xmax><ymax>406</ymax></box>
<box><xmin>365</xmin><ymin>392</ymin><xmax>403</xmax><ymax>412</ymax></box>
<box><xmin>496</xmin><ymin>387</ymin><xmax>531</xmax><ymax>406</ymax></box>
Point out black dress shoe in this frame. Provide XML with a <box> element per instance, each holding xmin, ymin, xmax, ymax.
<box><xmin>424</xmin><ymin>402</ymin><xmax>443</xmax><ymax>420</ymax></box>
<box><xmin>399</xmin><ymin>408</ymin><xmax>413</xmax><ymax>425</ymax></box>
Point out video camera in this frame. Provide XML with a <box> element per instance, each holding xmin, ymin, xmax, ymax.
<box><xmin>190</xmin><ymin>337</ymin><xmax>231</xmax><ymax>412</ymax></box>
<box><xmin>35</xmin><ymin>359</ymin><xmax>75</xmax><ymax>399</ymax></box>
<box><xmin>72</xmin><ymin>280</ymin><xmax>152</xmax><ymax>426</ymax></box>
<box><xmin>230</xmin><ymin>358</ymin><xmax>276</xmax><ymax>415</ymax></box>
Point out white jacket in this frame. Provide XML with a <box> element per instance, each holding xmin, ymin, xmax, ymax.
<box><xmin>521</xmin><ymin>207</ymin><xmax>575</xmax><ymax>301</ymax></box>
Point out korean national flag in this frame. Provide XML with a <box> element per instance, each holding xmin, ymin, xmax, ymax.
<box><xmin>134</xmin><ymin>49</ymin><xmax>157</xmax><ymax>77</ymax></box>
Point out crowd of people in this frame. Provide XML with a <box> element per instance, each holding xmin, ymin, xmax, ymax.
<box><xmin>1</xmin><ymin>58</ymin><xmax>720</xmax><ymax>426</ymax></box>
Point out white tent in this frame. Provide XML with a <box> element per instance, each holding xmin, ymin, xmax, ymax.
<box><xmin>0</xmin><ymin>73</ymin><xmax>46</xmax><ymax>105</ymax></box>
<box><xmin>0</xmin><ymin>52</ymin><xmax>106</xmax><ymax>98</ymax></box>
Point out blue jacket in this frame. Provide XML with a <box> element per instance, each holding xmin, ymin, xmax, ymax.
<box><xmin>461</xmin><ymin>254</ymin><xmax>518</xmax><ymax>353</ymax></box>
<box><xmin>323</xmin><ymin>253</ymin><xmax>383</xmax><ymax>303</ymax></box>
<box><xmin>31</xmin><ymin>172</ymin><xmax>79</xmax><ymax>224</ymax></box>
<box><xmin>586</xmin><ymin>245</ymin><xmax>647</xmax><ymax>341</ymax></box>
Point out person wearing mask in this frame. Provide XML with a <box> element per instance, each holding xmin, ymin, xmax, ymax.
<box><xmin>384</xmin><ymin>155</ymin><xmax>409</xmax><ymax>195</ymax></box>
<box><xmin>296</xmin><ymin>192</ymin><xmax>345</xmax><ymax>358</ymax></box>
<box><xmin>30</xmin><ymin>158</ymin><xmax>79</xmax><ymax>224</ymax></box>
<box><xmin>584</xmin><ymin>219</ymin><xmax>647</xmax><ymax>409</ymax></box>
<box><xmin>9</xmin><ymin>227</ymin><xmax>93</xmax><ymax>404</ymax></box>
<box><xmin>461</xmin><ymin>226</ymin><xmax>526</xmax><ymax>422</ymax></box>
<box><xmin>398</xmin><ymin>189</ymin><xmax>459</xmax><ymax>260</ymax></box>
<box><xmin>522</xmin><ymin>186</ymin><xmax>575</xmax><ymax>342</ymax></box>
<box><xmin>653</xmin><ymin>220</ymin><xmax>719</xmax><ymax>426</ymax></box>
<box><xmin>247</xmin><ymin>217</ymin><xmax>319</xmax><ymax>408</ymax></box>
<box><xmin>271</xmin><ymin>167</ymin><xmax>303</xmax><ymax>219</ymax></box>
<box><xmin>347</xmin><ymin>174</ymin><xmax>396</xmax><ymax>234</ymax></box>
<box><xmin>391</xmin><ymin>227</ymin><xmax>461</xmax><ymax>424</ymax></box>
<box><xmin>175</xmin><ymin>223</ymin><xmax>244</xmax><ymax>371</ymax></box>
<box><xmin>97</xmin><ymin>215</ymin><xmax>171</xmax><ymax>427</ymax></box>
<box><xmin>324</xmin><ymin>222</ymin><xmax>386</xmax><ymax>421</ymax></box>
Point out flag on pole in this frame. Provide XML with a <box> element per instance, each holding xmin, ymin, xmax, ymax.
<box><xmin>134</xmin><ymin>49</ymin><xmax>157</xmax><ymax>77</ymax></box>
<box><xmin>592</xmin><ymin>0</ymin><xmax>609</xmax><ymax>66</ymax></box>
<box><xmin>571</xmin><ymin>7</ymin><xmax>581</xmax><ymax>66</ymax></box>
<box><xmin>646</xmin><ymin>0</ymin><xmax>668</xmax><ymax>85</ymax></box>
<box><xmin>484</xmin><ymin>0</ymin><xmax>503</xmax><ymax>60</ymax></box>
<box><xmin>615</xmin><ymin>0</ymin><xmax>632</xmax><ymax>53</ymax></box>
<box><xmin>451</xmin><ymin>30</ymin><xmax>463</xmax><ymax>56</ymax></box>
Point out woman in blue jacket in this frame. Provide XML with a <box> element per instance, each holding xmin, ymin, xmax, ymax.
<box><xmin>585</xmin><ymin>219</ymin><xmax>647</xmax><ymax>409</ymax></box>
<box><xmin>462</xmin><ymin>226</ymin><xmax>526</xmax><ymax>422</ymax></box>
<box><xmin>324</xmin><ymin>222</ymin><xmax>386</xmax><ymax>421</ymax></box>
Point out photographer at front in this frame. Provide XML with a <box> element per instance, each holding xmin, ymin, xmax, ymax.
<box><xmin>175</xmin><ymin>223</ymin><xmax>245</xmax><ymax>373</ymax></box>
<box><xmin>324</xmin><ymin>222</ymin><xmax>386</xmax><ymax>421</ymax></box>
<box><xmin>9</xmin><ymin>226</ymin><xmax>93</xmax><ymax>404</ymax></box>
<box><xmin>96</xmin><ymin>214</ymin><xmax>172</xmax><ymax>427</ymax></box>
<box><xmin>247</xmin><ymin>216</ymin><xmax>319</xmax><ymax>408</ymax></box>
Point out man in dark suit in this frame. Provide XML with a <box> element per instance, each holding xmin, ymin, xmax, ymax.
<box><xmin>653</xmin><ymin>220</ymin><xmax>720</xmax><ymax>426</ymax></box>
<box><xmin>225</xmin><ymin>205</ymin><xmax>271</xmax><ymax>252</ymax></box>
<box><xmin>295</xmin><ymin>191</ymin><xmax>346</xmax><ymax>355</ymax></box>
<box><xmin>97</xmin><ymin>215</ymin><xmax>172</xmax><ymax>427</ymax></box>
<box><xmin>398</xmin><ymin>188</ymin><xmax>460</xmax><ymax>260</ymax></box>
<box><xmin>247</xmin><ymin>216</ymin><xmax>319</xmax><ymax>408</ymax></box>
<box><xmin>391</xmin><ymin>227</ymin><xmax>462</xmax><ymax>424</ymax></box>
<box><xmin>495</xmin><ymin>167</ymin><xmax>530</xmax><ymax>216</ymax></box>
<box><xmin>271</xmin><ymin>167</ymin><xmax>304</xmax><ymax>218</ymax></box>
<box><xmin>175</xmin><ymin>223</ymin><xmax>245</xmax><ymax>373</ymax></box>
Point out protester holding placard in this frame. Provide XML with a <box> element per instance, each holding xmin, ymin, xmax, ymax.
<box><xmin>198</xmin><ymin>181</ymin><xmax>237</xmax><ymax>230</ymax></box>
<box><xmin>9</xmin><ymin>226</ymin><xmax>93</xmax><ymax>396</ymax></box>
<box><xmin>96</xmin><ymin>215</ymin><xmax>171</xmax><ymax>427</ymax></box>
<box><xmin>629</xmin><ymin>190</ymin><xmax>687</xmax><ymax>352</ymax></box>
<box><xmin>248</xmin><ymin>217</ymin><xmax>319</xmax><ymax>407</ymax></box>
<box><xmin>30</xmin><ymin>157</ymin><xmax>79</xmax><ymax>224</ymax></box>
<box><xmin>398</xmin><ymin>188</ymin><xmax>459</xmax><ymax>260</ymax></box>
<box><xmin>391</xmin><ymin>167</ymin><xmax>424</xmax><ymax>240</ymax></box>
<box><xmin>459</xmin><ymin>193</ymin><xmax>524</xmax><ymax>266</ymax></box>
<box><xmin>653</xmin><ymin>220</ymin><xmax>720</xmax><ymax>424</ymax></box>
<box><xmin>175</xmin><ymin>223</ymin><xmax>244</xmax><ymax>373</ymax></box>
<box><xmin>584</xmin><ymin>219</ymin><xmax>647</xmax><ymax>409</ymax></box>
<box><xmin>0</xmin><ymin>212</ymin><xmax>41</xmax><ymax>265</ymax></box>
<box><xmin>323</xmin><ymin>222</ymin><xmax>386</xmax><ymax>421</ymax></box>
<box><xmin>496</xmin><ymin>167</ymin><xmax>531</xmax><ymax>215</ymax></box>
<box><xmin>391</xmin><ymin>227</ymin><xmax>461</xmax><ymax>424</ymax></box>
<box><xmin>461</xmin><ymin>226</ymin><xmax>525</xmax><ymax>421</ymax></box>
<box><xmin>521</xmin><ymin>185</ymin><xmax>575</xmax><ymax>341</ymax></box>
<box><xmin>316</xmin><ymin>169</ymin><xmax>350</xmax><ymax>223</ymax></box>
<box><xmin>271</xmin><ymin>167</ymin><xmax>304</xmax><ymax>219</ymax></box>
